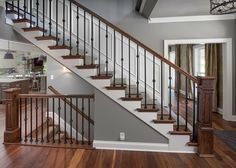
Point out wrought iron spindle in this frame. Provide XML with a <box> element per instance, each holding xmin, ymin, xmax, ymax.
<box><xmin>168</xmin><ymin>66</ymin><xmax>172</xmax><ymax>120</ymax></box>
<box><xmin>62</xmin><ymin>0</ymin><xmax>65</xmax><ymax>45</ymax></box>
<box><xmin>55</xmin><ymin>0</ymin><xmax>58</xmax><ymax>44</ymax></box>
<box><xmin>19</xmin><ymin>98</ymin><xmax>22</xmax><ymax>140</ymax></box>
<box><xmin>58</xmin><ymin>98</ymin><xmax>61</xmax><ymax>143</ymax></box>
<box><xmin>136</xmin><ymin>45</ymin><xmax>139</xmax><ymax>97</ymax></box>
<box><xmin>17</xmin><ymin>0</ymin><xmax>20</xmax><ymax>19</ymax></box>
<box><xmin>98</xmin><ymin>20</ymin><xmax>101</xmax><ymax>75</ymax></box>
<box><xmin>144</xmin><ymin>50</ymin><xmax>147</xmax><ymax>108</ymax></box>
<box><xmin>192</xmin><ymin>82</ymin><xmax>196</xmax><ymax>142</ymax></box>
<box><xmin>153</xmin><ymin>55</ymin><xmax>156</xmax><ymax>109</ymax></box>
<box><xmin>76</xmin><ymin>6</ymin><xmax>79</xmax><ymax>55</ymax></box>
<box><xmin>70</xmin><ymin>98</ymin><xmax>73</xmax><ymax>144</ymax></box>
<box><xmin>91</xmin><ymin>15</ymin><xmax>94</xmax><ymax>64</ymax></box>
<box><xmin>29</xmin><ymin>0</ymin><xmax>32</xmax><ymax>28</ymax></box>
<box><xmin>185</xmin><ymin>77</ymin><xmax>188</xmax><ymax>131</ymax></box>
<box><xmin>23</xmin><ymin>0</ymin><xmax>26</xmax><ymax>18</ymax></box>
<box><xmin>52</xmin><ymin>98</ymin><xmax>55</xmax><ymax>143</ymax></box>
<box><xmin>121</xmin><ymin>35</ymin><xmax>124</xmax><ymax>87</ymax></box>
<box><xmin>128</xmin><ymin>39</ymin><xmax>131</xmax><ymax>97</ymax></box>
<box><xmin>36</xmin><ymin>0</ymin><xmax>39</xmax><ymax>27</ymax></box>
<box><xmin>113</xmin><ymin>29</ymin><xmax>116</xmax><ymax>84</ymax></box>
<box><xmin>43</xmin><ymin>0</ymin><xmax>45</xmax><ymax>36</ymax></box>
<box><xmin>24</xmin><ymin>98</ymin><xmax>27</xmax><ymax>142</ymax></box>
<box><xmin>46</xmin><ymin>98</ymin><xmax>49</xmax><ymax>142</ymax></box>
<box><xmin>64</xmin><ymin>99</ymin><xmax>67</xmax><ymax>144</ymax></box>
<box><xmin>160</xmin><ymin>61</ymin><xmax>163</xmax><ymax>120</ymax></box>
<box><xmin>75</xmin><ymin>98</ymin><xmax>78</xmax><ymax>144</ymax></box>
<box><xmin>176</xmin><ymin>72</ymin><xmax>180</xmax><ymax>131</ymax></box>
<box><xmin>105</xmin><ymin>25</ymin><xmax>108</xmax><ymax>76</ymax></box>
<box><xmin>35</xmin><ymin>98</ymin><xmax>38</xmax><ymax>142</ymax></box>
<box><xmin>30</xmin><ymin>98</ymin><xmax>33</xmax><ymax>142</ymax></box>
<box><xmin>41</xmin><ymin>98</ymin><xmax>44</xmax><ymax>142</ymax></box>
<box><xmin>88</xmin><ymin>98</ymin><xmax>91</xmax><ymax>145</ymax></box>
<box><xmin>83</xmin><ymin>10</ymin><xmax>86</xmax><ymax>65</ymax></box>
<box><xmin>82</xmin><ymin>98</ymin><xmax>84</xmax><ymax>144</ymax></box>
<box><xmin>49</xmin><ymin>0</ymin><xmax>52</xmax><ymax>36</ymax></box>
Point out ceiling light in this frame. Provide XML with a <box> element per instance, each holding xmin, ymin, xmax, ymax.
<box><xmin>210</xmin><ymin>0</ymin><xmax>236</xmax><ymax>15</ymax></box>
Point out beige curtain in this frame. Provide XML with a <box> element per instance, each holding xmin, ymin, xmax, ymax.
<box><xmin>205</xmin><ymin>43</ymin><xmax>221</xmax><ymax>111</ymax></box>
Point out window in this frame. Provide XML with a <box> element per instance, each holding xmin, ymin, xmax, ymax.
<box><xmin>194</xmin><ymin>45</ymin><xmax>205</xmax><ymax>76</ymax></box>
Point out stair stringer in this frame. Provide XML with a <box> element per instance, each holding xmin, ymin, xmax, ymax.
<box><xmin>12</xmin><ymin>23</ymin><xmax>196</xmax><ymax>153</ymax></box>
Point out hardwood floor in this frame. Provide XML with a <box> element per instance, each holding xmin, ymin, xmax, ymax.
<box><xmin>0</xmin><ymin>104</ymin><xmax>236</xmax><ymax>168</ymax></box>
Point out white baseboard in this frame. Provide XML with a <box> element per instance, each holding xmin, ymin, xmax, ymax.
<box><xmin>47</xmin><ymin>112</ymin><xmax>86</xmax><ymax>140</ymax></box>
<box><xmin>93</xmin><ymin>140</ymin><xmax>195</xmax><ymax>153</ymax></box>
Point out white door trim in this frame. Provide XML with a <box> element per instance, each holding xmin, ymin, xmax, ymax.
<box><xmin>164</xmin><ymin>38</ymin><xmax>234</xmax><ymax>121</ymax></box>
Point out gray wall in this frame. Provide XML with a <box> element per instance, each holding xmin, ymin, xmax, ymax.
<box><xmin>94</xmin><ymin>89</ymin><xmax>168</xmax><ymax>143</ymax></box>
<box><xmin>0</xmin><ymin>7</ymin><xmax>29</xmax><ymax>43</ymax></box>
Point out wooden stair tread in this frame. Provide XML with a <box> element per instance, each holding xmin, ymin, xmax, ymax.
<box><xmin>169</xmin><ymin>130</ymin><xmax>192</xmax><ymax>135</ymax></box>
<box><xmin>22</xmin><ymin>27</ymin><xmax>47</xmax><ymax>32</ymax></box>
<box><xmin>76</xmin><ymin>64</ymin><xmax>98</xmax><ymax>69</ymax></box>
<box><xmin>187</xmin><ymin>142</ymin><xmax>198</xmax><ymax>146</ymax></box>
<box><xmin>12</xmin><ymin>18</ymin><xmax>34</xmax><ymax>24</ymax></box>
<box><xmin>137</xmin><ymin>108</ymin><xmax>159</xmax><ymax>112</ymax></box>
<box><xmin>153</xmin><ymin>118</ymin><xmax>176</xmax><ymax>124</ymax></box>
<box><xmin>121</xmin><ymin>96</ymin><xmax>143</xmax><ymax>101</ymax></box>
<box><xmin>105</xmin><ymin>86</ymin><xmax>127</xmax><ymax>90</ymax></box>
<box><xmin>48</xmin><ymin>45</ymin><xmax>71</xmax><ymax>50</ymax></box>
<box><xmin>62</xmin><ymin>55</ymin><xmax>85</xmax><ymax>59</ymax></box>
<box><xmin>91</xmin><ymin>74</ymin><xmax>113</xmax><ymax>80</ymax></box>
<box><xmin>35</xmin><ymin>36</ymin><xmax>58</xmax><ymax>41</ymax></box>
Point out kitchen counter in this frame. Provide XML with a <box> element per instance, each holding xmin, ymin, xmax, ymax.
<box><xmin>0</xmin><ymin>78</ymin><xmax>30</xmax><ymax>103</ymax></box>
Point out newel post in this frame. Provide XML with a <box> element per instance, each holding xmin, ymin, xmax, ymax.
<box><xmin>4</xmin><ymin>88</ymin><xmax>21</xmax><ymax>143</ymax></box>
<box><xmin>196</xmin><ymin>77</ymin><xmax>215</xmax><ymax>157</ymax></box>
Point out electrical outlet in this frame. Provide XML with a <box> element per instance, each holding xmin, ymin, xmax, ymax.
<box><xmin>50</xmin><ymin>75</ymin><xmax>54</xmax><ymax>80</ymax></box>
<box><xmin>120</xmin><ymin>132</ymin><xmax>125</xmax><ymax>141</ymax></box>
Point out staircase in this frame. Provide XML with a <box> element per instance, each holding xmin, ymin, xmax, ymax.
<box><xmin>4</xmin><ymin>0</ymin><xmax>215</xmax><ymax>156</ymax></box>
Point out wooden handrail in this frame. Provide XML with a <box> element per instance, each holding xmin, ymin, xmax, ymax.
<box><xmin>69</xmin><ymin>0</ymin><xmax>198</xmax><ymax>83</ymax></box>
<box><xmin>19</xmin><ymin>94</ymin><xmax>94</xmax><ymax>99</ymax></box>
<box><xmin>47</xmin><ymin>86</ymin><xmax>94</xmax><ymax>125</ymax></box>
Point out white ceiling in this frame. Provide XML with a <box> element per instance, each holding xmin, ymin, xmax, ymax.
<box><xmin>150</xmin><ymin>0</ymin><xmax>211</xmax><ymax>18</ymax></box>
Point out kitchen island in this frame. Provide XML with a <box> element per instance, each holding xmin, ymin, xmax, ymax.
<box><xmin>0</xmin><ymin>78</ymin><xmax>29</xmax><ymax>103</ymax></box>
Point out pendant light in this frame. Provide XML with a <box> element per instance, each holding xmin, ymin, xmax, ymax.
<box><xmin>4</xmin><ymin>41</ymin><xmax>14</xmax><ymax>59</ymax></box>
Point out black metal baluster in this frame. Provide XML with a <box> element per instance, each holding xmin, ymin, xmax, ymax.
<box><xmin>55</xmin><ymin>0</ymin><xmax>58</xmax><ymax>43</ymax></box>
<box><xmin>185</xmin><ymin>77</ymin><xmax>188</xmax><ymax>131</ymax></box>
<box><xmin>62</xmin><ymin>0</ymin><xmax>65</xmax><ymax>45</ymax></box>
<box><xmin>98</xmin><ymin>20</ymin><xmax>101</xmax><ymax>75</ymax></box>
<box><xmin>24</xmin><ymin>98</ymin><xmax>27</xmax><ymax>142</ymax></box>
<box><xmin>76</xmin><ymin>6</ymin><xmax>79</xmax><ymax>55</ymax></box>
<box><xmin>23</xmin><ymin>0</ymin><xmax>26</xmax><ymax>18</ymax></box>
<box><xmin>176</xmin><ymin>72</ymin><xmax>180</xmax><ymax>131</ymax></box>
<box><xmin>136</xmin><ymin>45</ymin><xmax>139</xmax><ymax>97</ymax></box>
<box><xmin>153</xmin><ymin>55</ymin><xmax>156</xmax><ymax>109</ymax></box>
<box><xmin>192</xmin><ymin>82</ymin><xmax>196</xmax><ymax>142</ymax></box>
<box><xmin>49</xmin><ymin>0</ymin><xmax>52</xmax><ymax>36</ymax></box>
<box><xmin>88</xmin><ymin>98</ymin><xmax>91</xmax><ymax>145</ymax></box>
<box><xmin>105</xmin><ymin>25</ymin><xmax>108</xmax><ymax>76</ymax></box>
<box><xmin>75</xmin><ymin>98</ymin><xmax>78</xmax><ymax>144</ymax></box>
<box><xmin>70</xmin><ymin>98</ymin><xmax>73</xmax><ymax>144</ymax></box>
<box><xmin>82</xmin><ymin>98</ymin><xmax>84</xmax><ymax>144</ymax></box>
<box><xmin>35</xmin><ymin>98</ymin><xmax>38</xmax><ymax>142</ymax></box>
<box><xmin>30</xmin><ymin>0</ymin><xmax>32</xmax><ymax>28</ymax></box>
<box><xmin>17</xmin><ymin>0</ymin><xmax>20</xmax><ymax>19</ymax></box>
<box><xmin>168</xmin><ymin>66</ymin><xmax>172</xmax><ymax>120</ymax></box>
<box><xmin>128</xmin><ymin>39</ymin><xmax>131</xmax><ymax>97</ymax></box>
<box><xmin>64</xmin><ymin>99</ymin><xmax>67</xmax><ymax>144</ymax></box>
<box><xmin>19</xmin><ymin>98</ymin><xmax>22</xmax><ymax>141</ymax></box>
<box><xmin>46</xmin><ymin>98</ymin><xmax>49</xmax><ymax>142</ymax></box>
<box><xmin>121</xmin><ymin>35</ymin><xmax>124</xmax><ymax>87</ymax></box>
<box><xmin>43</xmin><ymin>0</ymin><xmax>45</xmax><ymax>36</ymax></box>
<box><xmin>113</xmin><ymin>29</ymin><xmax>116</xmax><ymax>84</ymax></box>
<box><xmin>36</xmin><ymin>0</ymin><xmax>39</xmax><ymax>27</ymax></box>
<box><xmin>91</xmin><ymin>15</ymin><xmax>94</xmax><ymax>64</ymax></box>
<box><xmin>52</xmin><ymin>98</ymin><xmax>55</xmax><ymax>143</ymax></box>
<box><xmin>144</xmin><ymin>50</ymin><xmax>147</xmax><ymax>108</ymax></box>
<box><xmin>160</xmin><ymin>61</ymin><xmax>164</xmax><ymax>120</ymax></box>
<box><xmin>69</xmin><ymin>1</ymin><xmax>72</xmax><ymax>55</ymax></box>
<box><xmin>41</xmin><ymin>98</ymin><xmax>44</xmax><ymax>142</ymax></box>
<box><xmin>58</xmin><ymin>98</ymin><xmax>61</xmax><ymax>143</ymax></box>
<box><xmin>30</xmin><ymin>98</ymin><xmax>33</xmax><ymax>142</ymax></box>
<box><xmin>83</xmin><ymin>10</ymin><xmax>86</xmax><ymax>65</ymax></box>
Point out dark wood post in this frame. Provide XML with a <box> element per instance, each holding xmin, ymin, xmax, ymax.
<box><xmin>4</xmin><ymin>88</ymin><xmax>21</xmax><ymax>143</ymax></box>
<box><xmin>196</xmin><ymin>77</ymin><xmax>215</xmax><ymax>157</ymax></box>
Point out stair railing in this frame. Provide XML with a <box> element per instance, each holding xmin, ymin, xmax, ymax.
<box><xmin>3</xmin><ymin>88</ymin><xmax>94</xmax><ymax>147</ymax></box>
<box><xmin>5</xmin><ymin>0</ymin><xmax>215</xmax><ymax>156</ymax></box>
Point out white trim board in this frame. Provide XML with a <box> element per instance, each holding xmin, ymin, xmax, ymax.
<box><xmin>93</xmin><ymin>140</ymin><xmax>195</xmax><ymax>153</ymax></box>
<box><xmin>164</xmin><ymin>38</ymin><xmax>234</xmax><ymax>122</ymax></box>
<box><xmin>149</xmin><ymin>14</ymin><xmax>236</xmax><ymax>23</ymax></box>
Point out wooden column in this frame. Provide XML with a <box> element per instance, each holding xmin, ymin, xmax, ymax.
<box><xmin>196</xmin><ymin>77</ymin><xmax>215</xmax><ymax>157</ymax></box>
<box><xmin>4</xmin><ymin>88</ymin><xmax>21</xmax><ymax>143</ymax></box>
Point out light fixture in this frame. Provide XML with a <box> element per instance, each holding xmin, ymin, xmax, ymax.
<box><xmin>210</xmin><ymin>0</ymin><xmax>236</xmax><ymax>15</ymax></box>
<box><xmin>4</xmin><ymin>41</ymin><xmax>14</xmax><ymax>59</ymax></box>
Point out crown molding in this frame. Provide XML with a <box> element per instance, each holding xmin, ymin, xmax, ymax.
<box><xmin>148</xmin><ymin>14</ymin><xmax>236</xmax><ymax>23</ymax></box>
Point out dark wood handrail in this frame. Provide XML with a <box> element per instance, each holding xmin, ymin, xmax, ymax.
<box><xmin>69</xmin><ymin>0</ymin><xmax>198</xmax><ymax>83</ymax></box>
<box><xmin>47</xmin><ymin>86</ymin><xmax>94</xmax><ymax>125</ymax></box>
<box><xmin>18</xmin><ymin>94</ymin><xmax>94</xmax><ymax>99</ymax></box>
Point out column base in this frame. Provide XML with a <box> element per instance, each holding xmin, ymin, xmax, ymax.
<box><xmin>4</xmin><ymin>128</ymin><xmax>21</xmax><ymax>143</ymax></box>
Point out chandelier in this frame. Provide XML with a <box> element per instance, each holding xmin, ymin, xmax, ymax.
<box><xmin>210</xmin><ymin>0</ymin><xmax>236</xmax><ymax>14</ymax></box>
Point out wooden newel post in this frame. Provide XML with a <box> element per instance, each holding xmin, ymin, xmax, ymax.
<box><xmin>196</xmin><ymin>77</ymin><xmax>215</xmax><ymax>157</ymax></box>
<box><xmin>4</xmin><ymin>88</ymin><xmax>21</xmax><ymax>143</ymax></box>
